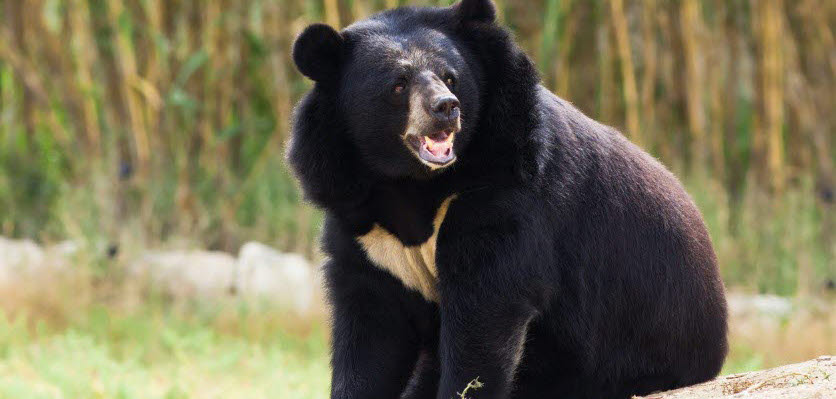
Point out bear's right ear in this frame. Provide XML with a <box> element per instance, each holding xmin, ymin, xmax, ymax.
<box><xmin>292</xmin><ymin>23</ymin><xmax>344</xmax><ymax>82</ymax></box>
<box><xmin>454</xmin><ymin>0</ymin><xmax>497</xmax><ymax>24</ymax></box>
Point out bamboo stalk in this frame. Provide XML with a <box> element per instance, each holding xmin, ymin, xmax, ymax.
<box><xmin>554</xmin><ymin>0</ymin><xmax>576</xmax><ymax>97</ymax></box>
<box><xmin>68</xmin><ymin>0</ymin><xmax>102</xmax><ymax>155</ymax></box>
<box><xmin>679</xmin><ymin>0</ymin><xmax>707</xmax><ymax>166</ymax></box>
<box><xmin>0</xmin><ymin>34</ymin><xmax>65</xmax><ymax>147</ymax></box>
<box><xmin>270</xmin><ymin>0</ymin><xmax>293</xmax><ymax>147</ymax></box>
<box><xmin>597</xmin><ymin>19</ymin><xmax>615</xmax><ymax>124</ymax></box>
<box><xmin>0</xmin><ymin>63</ymin><xmax>4</xmax><ymax>129</ymax></box>
<box><xmin>209</xmin><ymin>0</ymin><xmax>233</xmax><ymax>171</ymax></box>
<box><xmin>204</xmin><ymin>0</ymin><xmax>222</xmax><ymax>162</ymax></box>
<box><xmin>107</xmin><ymin>0</ymin><xmax>151</xmax><ymax>178</ymax></box>
<box><xmin>4</xmin><ymin>0</ymin><xmax>36</xmax><ymax>140</ymax></box>
<box><xmin>539</xmin><ymin>0</ymin><xmax>562</xmax><ymax>86</ymax></box>
<box><xmin>229</xmin><ymin>1</ymin><xmax>249</xmax><ymax>170</ymax></box>
<box><xmin>187</xmin><ymin>0</ymin><xmax>211</xmax><ymax>170</ymax></box>
<box><xmin>139</xmin><ymin>0</ymin><xmax>164</xmax><ymax>148</ymax></box>
<box><xmin>655</xmin><ymin>6</ymin><xmax>675</xmax><ymax>163</ymax></box>
<box><xmin>722</xmin><ymin>2</ymin><xmax>743</xmax><ymax>214</ymax></box>
<box><xmin>798</xmin><ymin>0</ymin><xmax>835</xmax><ymax>193</ymax></box>
<box><xmin>765</xmin><ymin>0</ymin><xmax>786</xmax><ymax>195</ymax></box>
<box><xmin>324</xmin><ymin>0</ymin><xmax>341</xmax><ymax>28</ymax></box>
<box><xmin>350</xmin><ymin>0</ymin><xmax>366</xmax><ymax>21</ymax></box>
<box><xmin>610</xmin><ymin>0</ymin><xmax>641</xmax><ymax>144</ymax></box>
<box><xmin>707</xmin><ymin>1</ymin><xmax>726</xmax><ymax>180</ymax></box>
<box><xmin>36</xmin><ymin>0</ymin><xmax>82</xmax><ymax>148</ymax></box>
<box><xmin>640</xmin><ymin>0</ymin><xmax>657</xmax><ymax>150</ymax></box>
<box><xmin>752</xmin><ymin>0</ymin><xmax>786</xmax><ymax>194</ymax></box>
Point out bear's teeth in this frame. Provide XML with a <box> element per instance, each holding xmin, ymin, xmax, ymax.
<box><xmin>424</xmin><ymin>136</ymin><xmax>443</xmax><ymax>154</ymax></box>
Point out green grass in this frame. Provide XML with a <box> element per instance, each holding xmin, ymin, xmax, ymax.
<box><xmin>0</xmin><ymin>297</ymin><xmax>808</xmax><ymax>399</ymax></box>
<box><xmin>0</xmin><ymin>304</ymin><xmax>330</xmax><ymax>399</ymax></box>
<box><xmin>722</xmin><ymin>342</ymin><xmax>766</xmax><ymax>375</ymax></box>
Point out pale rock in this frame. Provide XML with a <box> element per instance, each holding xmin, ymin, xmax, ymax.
<box><xmin>129</xmin><ymin>250</ymin><xmax>237</xmax><ymax>300</ymax></box>
<box><xmin>48</xmin><ymin>240</ymin><xmax>81</xmax><ymax>258</ymax></box>
<box><xmin>727</xmin><ymin>293</ymin><xmax>793</xmax><ymax>318</ymax></box>
<box><xmin>0</xmin><ymin>237</ymin><xmax>46</xmax><ymax>285</ymax></box>
<box><xmin>235</xmin><ymin>242</ymin><xmax>316</xmax><ymax>315</ymax></box>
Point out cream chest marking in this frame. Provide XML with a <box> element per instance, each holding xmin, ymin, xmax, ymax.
<box><xmin>356</xmin><ymin>196</ymin><xmax>455</xmax><ymax>302</ymax></box>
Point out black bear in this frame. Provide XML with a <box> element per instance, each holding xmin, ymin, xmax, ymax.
<box><xmin>288</xmin><ymin>1</ymin><xmax>728</xmax><ymax>398</ymax></box>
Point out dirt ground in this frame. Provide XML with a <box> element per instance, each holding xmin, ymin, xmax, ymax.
<box><xmin>635</xmin><ymin>356</ymin><xmax>835</xmax><ymax>398</ymax></box>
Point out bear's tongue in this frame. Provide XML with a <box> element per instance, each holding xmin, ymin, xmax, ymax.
<box><xmin>424</xmin><ymin>132</ymin><xmax>452</xmax><ymax>158</ymax></box>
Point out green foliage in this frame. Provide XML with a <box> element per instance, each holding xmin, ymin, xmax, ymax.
<box><xmin>687</xmin><ymin>177</ymin><xmax>832</xmax><ymax>295</ymax></box>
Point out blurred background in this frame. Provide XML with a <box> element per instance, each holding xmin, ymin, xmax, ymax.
<box><xmin>0</xmin><ymin>0</ymin><xmax>832</xmax><ymax>398</ymax></box>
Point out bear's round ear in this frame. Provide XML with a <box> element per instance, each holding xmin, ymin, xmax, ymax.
<box><xmin>454</xmin><ymin>0</ymin><xmax>497</xmax><ymax>23</ymax></box>
<box><xmin>292</xmin><ymin>23</ymin><xmax>344</xmax><ymax>82</ymax></box>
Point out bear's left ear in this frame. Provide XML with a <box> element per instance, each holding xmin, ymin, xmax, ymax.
<box><xmin>292</xmin><ymin>23</ymin><xmax>344</xmax><ymax>82</ymax></box>
<box><xmin>454</xmin><ymin>0</ymin><xmax>497</xmax><ymax>23</ymax></box>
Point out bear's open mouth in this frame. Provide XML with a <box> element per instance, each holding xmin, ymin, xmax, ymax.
<box><xmin>405</xmin><ymin>128</ymin><xmax>457</xmax><ymax>167</ymax></box>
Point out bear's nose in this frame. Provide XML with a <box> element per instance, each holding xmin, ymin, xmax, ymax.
<box><xmin>431</xmin><ymin>96</ymin><xmax>460</xmax><ymax>121</ymax></box>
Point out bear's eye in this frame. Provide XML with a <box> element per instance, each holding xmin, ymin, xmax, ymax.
<box><xmin>393</xmin><ymin>77</ymin><xmax>408</xmax><ymax>95</ymax></box>
<box><xmin>444</xmin><ymin>75</ymin><xmax>456</xmax><ymax>88</ymax></box>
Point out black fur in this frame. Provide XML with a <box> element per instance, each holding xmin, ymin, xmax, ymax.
<box><xmin>289</xmin><ymin>1</ymin><xmax>728</xmax><ymax>398</ymax></box>
<box><xmin>293</xmin><ymin>23</ymin><xmax>344</xmax><ymax>82</ymax></box>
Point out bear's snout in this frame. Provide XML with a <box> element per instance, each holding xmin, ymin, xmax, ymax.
<box><xmin>431</xmin><ymin>95</ymin><xmax>460</xmax><ymax>123</ymax></box>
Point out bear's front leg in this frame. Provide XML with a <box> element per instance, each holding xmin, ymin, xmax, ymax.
<box><xmin>401</xmin><ymin>349</ymin><xmax>441</xmax><ymax>399</ymax></box>
<box><xmin>326</xmin><ymin>258</ymin><xmax>423</xmax><ymax>399</ymax></box>
<box><xmin>435</xmin><ymin>209</ymin><xmax>548</xmax><ymax>399</ymax></box>
<box><xmin>435</xmin><ymin>281</ymin><xmax>536</xmax><ymax>399</ymax></box>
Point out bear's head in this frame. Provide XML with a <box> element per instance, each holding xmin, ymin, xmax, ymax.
<box><xmin>291</xmin><ymin>0</ymin><xmax>502</xmax><ymax>179</ymax></box>
<box><xmin>289</xmin><ymin>0</ymin><xmax>538</xmax><ymax>211</ymax></box>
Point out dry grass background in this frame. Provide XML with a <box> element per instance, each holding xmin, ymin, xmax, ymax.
<box><xmin>0</xmin><ymin>0</ymin><xmax>832</xmax><ymax>295</ymax></box>
<box><xmin>725</xmin><ymin>295</ymin><xmax>835</xmax><ymax>372</ymax></box>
